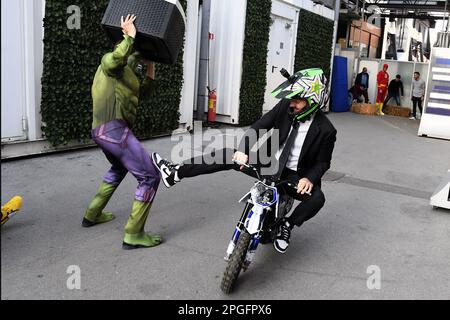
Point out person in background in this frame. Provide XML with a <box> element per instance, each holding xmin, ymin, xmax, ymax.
<box><xmin>355</xmin><ymin>67</ymin><xmax>370</xmax><ymax>103</ymax></box>
<box><xmin>410</xmin><ymin>72</ymin><xmax>426</xmax><ymax>120</ymax></box>
<box><xmin>376</xmin><ymin>64</ymin><xmax>390</xmax><ymax>116</ymax></box>
<box><xmin>348</xmin><ymin>84</ymin><xmax>365</xmax><ymax>107</ymax></box>
<box><xmin>383</xmin><ymin>74</ymin><xmax>404</xmax><ymax>112</ymax></box>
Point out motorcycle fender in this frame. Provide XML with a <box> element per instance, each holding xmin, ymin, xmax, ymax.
<box><xmin>244</xmin><ymin>206</ymin><xmax>264</xmax><ymax>235</ymax></box>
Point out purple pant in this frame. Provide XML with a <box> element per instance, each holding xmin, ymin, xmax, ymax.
<box><xmin>92</xmin><ymin>120</ymin><xmax>161</xmax><ymax>203</ymax></box>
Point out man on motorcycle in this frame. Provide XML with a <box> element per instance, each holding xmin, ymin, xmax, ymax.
<box><xmin>153</xmin><ymin>68</ymin><xmax>337</xmax><ymax>253</ymax></box>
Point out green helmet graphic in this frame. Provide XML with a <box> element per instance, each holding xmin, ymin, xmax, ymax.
<box><xmin>271</xmin><ymin>68</ymin><xmax>329</xmax><ymax>122</ymax></box>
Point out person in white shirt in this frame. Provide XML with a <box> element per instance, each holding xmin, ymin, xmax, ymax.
<box><xmin>410</xmin><ymin>72</ymin><xmax>426</xmax><ymax>120</ymax></box>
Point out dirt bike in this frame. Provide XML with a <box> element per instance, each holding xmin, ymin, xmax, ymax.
<box><xmin>220</xmin><ymin>162</ymin><xmax>301</xmax><ymax>294</ymax></box>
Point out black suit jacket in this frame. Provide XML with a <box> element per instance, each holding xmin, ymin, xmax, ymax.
<box><xmin>355</xmin><ymin>72</ymin><xmax>370</xmax><ymax>89</ymax></box>
<box><xmin>238</xmin><ymin>99</ymin><xmax>337</xmax><ymax>187</ymax></box>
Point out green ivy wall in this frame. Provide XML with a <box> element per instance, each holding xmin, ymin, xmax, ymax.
<box><xmin>238</xmin><ymin>0</ymin><xmax>272</xmax><ymax>126</ymax></box>
<box><xmin>294</xmin><ymin>10</ymin><xmax>334</xmax><ymax>80</ymax></box>
<box><xmin>40</xmin><ymin>0</ymin><xmax>186</xmax><ymax>146</ymax></box>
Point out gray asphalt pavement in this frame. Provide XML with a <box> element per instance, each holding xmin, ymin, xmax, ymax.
<box><xmin>1</xmin><ymin>112</ymin><xmax>450</xmax><ymax>300</ymax></box>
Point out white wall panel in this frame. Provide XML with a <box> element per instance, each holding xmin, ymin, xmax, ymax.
<box><xmin>1</xmin><ymin>0</ymin><xmax>44</xmax><ymax>142</ymax></box>
<box><xmin>209</xmin><ymin>0</ymin><xmax>247</xmax><ymax>124</ymax></box>
<box><xmin>178</xmin><ymin>0</ymin><xmax>199</xmax><ymax>131</ymax></box>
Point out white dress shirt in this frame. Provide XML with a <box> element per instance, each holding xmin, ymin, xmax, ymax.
<box><xmin>275</xmin><ymin>115</ymin><xmax>314</xmax><ymax>171</ymax></box>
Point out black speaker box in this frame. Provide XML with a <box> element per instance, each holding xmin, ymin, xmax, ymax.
<box><xmin>101</xmin><ymin>0</ymin><xmax>186</xmax><ymax>65</ymax></box>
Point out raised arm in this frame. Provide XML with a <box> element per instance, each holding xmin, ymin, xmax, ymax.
<box><xmin>101</xmin><ymin>14</ymin><xmax>137</xmax><ymax>77</ymax></box>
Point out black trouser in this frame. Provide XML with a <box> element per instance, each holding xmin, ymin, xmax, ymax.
<box><xmin>384</xmin><ymin>93</ymin><xmax>401</xmax><ymax>107</ymax></box>
<box><xmin>411</xmin><ymin>96</ymin><xmax>423</xmax><ymax>117</ymax></box>
<box><xmin>362</xmin><ymin>89</ymin><xmax>369</xmax><ymax>103</ymax></box>
<box><xmin>178</xmin><ymin>148</ymin><xmax>325</xmax><ymax>228</ymax></box>
<box><xmin>280</xmin><ymin>168</ymin><xmax>325</xmax><ymax>227</ymax></box>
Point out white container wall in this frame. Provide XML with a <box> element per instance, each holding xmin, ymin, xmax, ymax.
<box><xmin>178</xmin><ymin>0</ymin><xmax>199</xmax><ymax>132</ymax></box>
<box><xmin>264</xmin><ymin>0</ymin><xmax>334</xmax><ymax>113</ymax></box>
<box><xmin>418</xmin><ymin>47</ymin><xmax>450</xmax><ymax>140</ymax></box>
<box><xmin>206</xmin><ymin>0</ymin><xmax>335</xmax><ymax>123</ymax></box>
<box><xmin>208</xmin><ymin>0</ymin><xmax>248</xmax><ymax>124</ymax></box>
<box><xmin>264</xmin><ymin>1</ymin><xmax>299</xmax><ymax>113</ymax></box>
<box><xmin>1</xmin><ymin>0</ymin><xmax>44</xmax><ymax>142</ymax></box>
<box><xmin>339</xmin><ymin>49</ymin><xmax>359</xmax><ymax>89</ymax></box>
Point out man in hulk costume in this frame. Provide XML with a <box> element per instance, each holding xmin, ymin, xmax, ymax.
<box><xmin>83</xmin><ymin>14</ymin><xmax>162</xmax><ymax>250</ymax></box>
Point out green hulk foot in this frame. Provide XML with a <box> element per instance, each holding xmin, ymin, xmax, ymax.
<box><xmin>82</xmin><ymin>211</ymin><xmax>116</xmax><ymax>228</ymax></box>
<box><xmin>122</xmin><ymin>232</ymin><xmax>162</xmax><ymax>250</ymax></box>
<box><xmin>83</xmin><ymin>182</ymin><xmax>118</xmax><ymax>228</ymax></box>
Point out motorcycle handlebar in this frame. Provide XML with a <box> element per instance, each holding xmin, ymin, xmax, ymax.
<box><xmin>233</xmin><ymin>160</ymin><xmax>262</xmax><ymax>180</ymax></box>
<box><xmin>276</xmin><ymin>180</ymin><xmax>312</xmax><ymax>196</ymax></box>
<box><xmin>233</xmin><ymin>160</ymin><xmax>311</xmax><ymax>196</ymax></box>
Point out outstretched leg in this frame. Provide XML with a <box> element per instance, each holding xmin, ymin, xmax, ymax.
<box><xmin>152</xmin><ymin>148</ymin><xmax>242</xmax><ymax>188</ymax></box>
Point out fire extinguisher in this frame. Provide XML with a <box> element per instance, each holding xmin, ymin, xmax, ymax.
<box><xmin>207</xmin><ymin>87</ymin><xmax>217</xmax><ymax>124</ymax></box>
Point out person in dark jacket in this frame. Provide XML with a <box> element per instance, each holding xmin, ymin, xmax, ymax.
<box><xmin>348</xmin><ymin>85</ymin><xmax>365</xmax><ymax>107</ymax></box>
<box><xmin>355</xmin><ymin>67</ymin><xmax>370</xmax><ymax>103</ymax></box>
<box><xmin>152</xmin><ymin>68</ymin><xmax>337</xmax><ymax>254</ymax></box>
<box><xmin>383</xmin><ymin>74</ymin><xmax>404</xmax><ymax>110</ymax></box>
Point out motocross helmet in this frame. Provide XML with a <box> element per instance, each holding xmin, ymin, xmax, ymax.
<box><xmin>271</xmin><ymin>68</ymin><xmax>329</xmax><ymax>122</ymax></box>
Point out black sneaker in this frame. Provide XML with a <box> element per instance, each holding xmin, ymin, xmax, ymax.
<box><xmin>274</xmin><ymin>220</ymin><xmax>292</xmax><ymax>254</ymax></box>
<box><xmin>152</xmin><ymin>153</ymin><xmax>180</xmax><ymax>188</ymax></box>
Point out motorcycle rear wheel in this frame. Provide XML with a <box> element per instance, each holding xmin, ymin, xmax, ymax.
<box><xmin>220</xmin><ymin>230</ymin><xmax>251</xmax><ymax>294</ymax></box>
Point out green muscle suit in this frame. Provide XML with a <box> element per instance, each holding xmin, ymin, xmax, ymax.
<box><xmin>84</xmin><ymin>34</ymin><xmax>162</xmax><ymax>250</ymax></box>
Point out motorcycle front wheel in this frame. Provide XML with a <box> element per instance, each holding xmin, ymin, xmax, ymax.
<box><xmin>220</xmin><ymin>230</ymin><xmax>251</xmax><ymax>294</ymax></box>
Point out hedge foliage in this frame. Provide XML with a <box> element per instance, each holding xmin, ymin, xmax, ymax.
<box><xmin>41</xmin><ymin>0</ymin><xmax>186</xmax><ymax>146</ymax></box>
<box><xmin>238</xmin><ymin>0</ymin><xmax>272</xmax><ymax>126</ymax></box>
<box><xmin>294</xmin><ymin>10</ymin><xmax>334</xmax><ymax>80</ymax></box>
